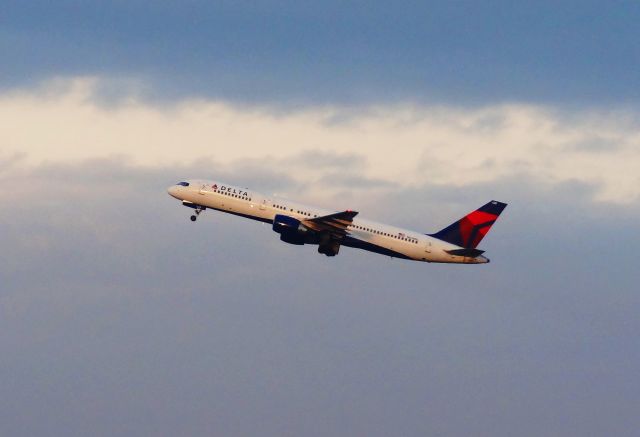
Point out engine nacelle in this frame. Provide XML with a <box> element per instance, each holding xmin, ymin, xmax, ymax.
<box><xmin>273</xmin><ymin>214</ymin><xmax>307</xmax><ymax>245</ymax></box>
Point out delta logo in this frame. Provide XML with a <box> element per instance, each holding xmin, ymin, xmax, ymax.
<box><xmin>216</xmin><ymin>185</ymin><xmax>249</xmax><ymax>197</ymax></box>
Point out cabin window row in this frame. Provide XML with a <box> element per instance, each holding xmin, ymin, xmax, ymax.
<box><xmin>272</xmin><ymin>204</ymin><xmax>317</xmax><ymax>218</ymax></box>
<box><xmin>216</xmin><ymin>190</ymin><xmax>250</xmax><ymax>201</ymax></box>
<box><xmin>350</xmin><ymin>225</ymin><xmax>418</xmax><ymax>243</ymax></box>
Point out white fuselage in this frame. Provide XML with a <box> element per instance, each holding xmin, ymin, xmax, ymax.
<box><xmin>168</xmin><ymin>179</ymin><xmax>489</xmax><ymax>264</ymax></box>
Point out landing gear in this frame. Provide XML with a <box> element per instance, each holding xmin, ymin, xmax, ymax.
<box><xmin>318</xmin><ymin>242</ymin><xmax>340</xmax><ymax>257</ymax></box>
<box><xmin>318</xmin><ymin>233</ymin><xmax>340</xmax><ymax>257</ymax></box>
<box><xmin>190</xmin><ymin>206</ymin><xmax>205</xmax><ymax>222</ymax></box>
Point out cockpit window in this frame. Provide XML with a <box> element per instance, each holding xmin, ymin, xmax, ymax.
<box><xmin>177</xmin><ymin>181</ymin><xmax>190</xmax><ymax>187</ymax></box>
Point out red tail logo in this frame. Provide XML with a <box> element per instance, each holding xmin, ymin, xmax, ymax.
<box><xmin>430</xmin><ymin>201</ymin><xmax>507</xmax><ymax>248</ymax></box>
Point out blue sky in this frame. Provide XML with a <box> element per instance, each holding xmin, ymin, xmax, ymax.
<box><xmin>1</xmin><ymin>2</ymin><xmax>640</xmax><ymax>436</ymax></box>
<box><xmin>4</xmin><ymin>0</ymin><xmax>640</xmax><ymax>104</ymax></box>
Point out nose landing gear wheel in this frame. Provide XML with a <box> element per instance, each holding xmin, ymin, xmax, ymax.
<box><xmin>190</xmin><ymin>206</ymin><xmax>205</xmax><ymax>222</ymax></box>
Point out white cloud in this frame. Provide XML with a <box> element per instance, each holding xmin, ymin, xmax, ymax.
<box><xmin>2</xmin><ymin>77</ymin><xmax>639</xmax><ymax>203</ymax></box>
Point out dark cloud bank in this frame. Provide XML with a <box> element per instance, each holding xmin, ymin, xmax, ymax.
<box><xmin>1</xmin><ymin>157</ymin><xmax>639</xmax><ymax>436</ymax></box>
<box><xmin>4</xmin><ymin>1</ymin><xmax>640</xmax><ymax>106</ymax></box>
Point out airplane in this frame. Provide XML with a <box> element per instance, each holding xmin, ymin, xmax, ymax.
<box><xmin>167</xmin><ymin>180</ymin><xmax>507</xmax><ymax>264</ymax></box>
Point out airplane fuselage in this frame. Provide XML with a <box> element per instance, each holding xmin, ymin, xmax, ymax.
<box><xmin>168</xmin><ymin>179</ymin><xmax>496</xmax><ymax>264</ymax></box>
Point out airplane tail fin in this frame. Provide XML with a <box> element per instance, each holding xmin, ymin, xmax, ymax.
<box><xmin>430</xmin><ymin>200</ymin><xmax>507</xmax><ymax>248</ymax></box>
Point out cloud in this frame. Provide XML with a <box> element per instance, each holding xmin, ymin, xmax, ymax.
<box><xmin>1</xmin><ymin>157</ymin><xmax>639</xmax><ymax>436</ymax></box>
<box><xmin>2</xmin><ymin>77</ymin><xmax>640</xmax><ymax>205</ymax></box>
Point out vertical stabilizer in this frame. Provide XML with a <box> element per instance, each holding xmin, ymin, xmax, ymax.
<box><xmin>430</xmin><ymin>201</ymin><xmax>507</xmax><ymax>248</ymax></box>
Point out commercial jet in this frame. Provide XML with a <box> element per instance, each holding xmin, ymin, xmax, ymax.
<box><xmin>167</xmin><ymin>180</ymin><xmax>507</xmax><ymax>264</ymax></box>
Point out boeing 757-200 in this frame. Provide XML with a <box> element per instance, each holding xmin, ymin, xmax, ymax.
<box><xmin>167</xmin><ymin>180</ymin><xmax>507</xmax><ymax>264</ymax></box>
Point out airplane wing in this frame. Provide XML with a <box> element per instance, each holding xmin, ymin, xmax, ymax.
<box><xmin>302</xmin><ymin>210</ymin><xmax>358</xmax><ymax>238</ymax></box>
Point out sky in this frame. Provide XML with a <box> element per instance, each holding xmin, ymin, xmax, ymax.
<box><xmin>1</xmin><ymin>2</ymin><xmax>640</xmax><ymax>436</ymax></box>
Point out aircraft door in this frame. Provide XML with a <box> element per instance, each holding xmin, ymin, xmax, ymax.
<box><xmin>425</xmin><ymin>241</ymin><xmax>432</xmax><ymax>253</ymax></box>
<box><xmin>259</xmin><ymin>198</ymin><xmax>270</xmax><ymax>210</ymax></box>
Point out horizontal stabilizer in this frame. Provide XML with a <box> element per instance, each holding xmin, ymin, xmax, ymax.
<box><xmin>445</xmin><ymin>248</ymin><xmax>485</xmax><ymax>258</ymax></box>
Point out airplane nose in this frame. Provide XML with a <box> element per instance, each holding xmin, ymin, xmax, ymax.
<box><xmin>167</xmin><ymin>185</ymin><xmax>180</xmax><ymax>199</ymax></box>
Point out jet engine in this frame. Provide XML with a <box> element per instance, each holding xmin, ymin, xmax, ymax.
<box><xmin>272</xmin><ymin>214</ymin><xmax>308</xmax><ymax>245</ymax></box>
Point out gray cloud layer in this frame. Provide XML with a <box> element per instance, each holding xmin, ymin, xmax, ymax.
<box><xmin>1</xmin><ymin>158</ymin><xmax>638</xmax><ymax>436</ymax></box>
